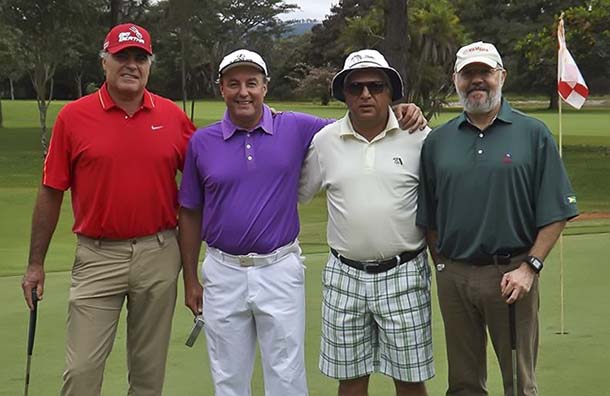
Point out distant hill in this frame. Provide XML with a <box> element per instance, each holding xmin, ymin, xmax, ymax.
<box><xmin>283</xmin><ymin>19</ymin><xmax>320</xmax><ymax>37</ymax></box>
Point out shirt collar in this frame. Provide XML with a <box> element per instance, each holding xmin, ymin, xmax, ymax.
<box><xmin>457</xmin><ymin>98</ymin><xmax>513</xmax><ymax>128</ymax></box>
<box><xmin>221</xmin><ymin>104</ymin><xmax>274</xmax><ymax>140</ymax></box>
<box><xmin>339</xmin><ymin>106</ymin><xmax>400</xmax><ymax>143</ymax></box>
<box><xmin>97</xmin><ymin>83</ymin><xmax>155</xmax><ymax>112</ymax></box>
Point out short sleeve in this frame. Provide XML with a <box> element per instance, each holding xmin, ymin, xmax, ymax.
<box><xmin>416</xmin><ymin>139</ymin><xmax>437</xmax><ymax>230</ymax></box>
<box><xmin>178</xmin><ymin>136</ymin><xmax>203</xmax><ymax>209</ymax></box>
<box><xmin>42</xmin><ymin>113</ymin><xmax>72</xmax><ymax>190</ymax></box>
<box><xmin>534</xmin><ymin>129</ymin><xmax>579</xmax><ymax>227</ymax></box>
<box><xmin>176</xmin><ymin>111</ymin><xmax>196</xmax><ymax>171</ymax></box>
<box><xmin>298</xmin><ymin>142</ymin><xmax>323</xmax><ymax>204</ymax></box>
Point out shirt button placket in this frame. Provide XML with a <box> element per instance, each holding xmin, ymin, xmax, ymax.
<box><xmin>245</xmin><ymin>134</ymin><xmax>255</xmax><ymax>168</ymax></box>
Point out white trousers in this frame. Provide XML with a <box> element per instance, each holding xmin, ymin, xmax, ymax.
<box><xmin>202</xmin><ymin>241</ymin><xmax>308</xmax><ymax>396</ymax></box>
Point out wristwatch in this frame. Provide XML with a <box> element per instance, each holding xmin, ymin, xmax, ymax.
<box><xmin>525</xmin><ymin>255</ymin><xmax>543</xmax><ymax>273</ymax></box>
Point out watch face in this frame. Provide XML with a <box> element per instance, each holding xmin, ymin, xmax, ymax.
<box><xmin>527</xmin><ymin>256</ymin><xmax>543</xmax><ymax>272</ymax></box>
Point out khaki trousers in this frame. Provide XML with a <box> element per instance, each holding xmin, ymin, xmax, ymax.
<box><xmin>436</xmin><ymin>257</ymin><xmax>539</xmax><ymax>396</ymax></box>
<box><xmin>60</xmin><ymin>229</ymin><xmax>180</xmax><ymax>396</ymax></box>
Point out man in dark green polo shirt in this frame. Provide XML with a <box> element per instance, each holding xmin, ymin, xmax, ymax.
<box><xmin>417</xmin><ymin>41</ymin><xmax>578</xmax><ymax>396</ymax></box>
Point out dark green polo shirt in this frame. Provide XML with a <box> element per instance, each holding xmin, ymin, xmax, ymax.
<box><xmin>416</xmin><ymin>99</ymin><xmax>579</xmax><ymax>262</ymax></box>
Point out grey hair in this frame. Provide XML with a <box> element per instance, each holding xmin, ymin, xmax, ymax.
<box><xmin>99</xmin><ymin>50</ymin><xmax>155</xmax><ymax>63</ymax></box>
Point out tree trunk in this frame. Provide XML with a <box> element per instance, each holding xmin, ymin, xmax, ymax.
<box><xmin>181</xmin><ymin>36</ymin><xmax>187</xmax><ymax>112</ymax></box>
<box><xmin>9</xmin><ymin>78</ymin><xmax>14</xmax><ymax>100</ymax></box>
<box><xmin>75</xmin><ymin>73</ymin><xmax>83</xmax><ymax>98</ymax></box>
<box><xmin>383</xmin><ymin>0</ymin><xmax>409</xmax><ymax>102</ymax></box>
<box><xmin>549</xmin><ymin>87</ymin><xmax>558</xmax><ymax>110</ymax></box>
<box><xmin>190</xmin><ymin>96</ymin><xmax>195</xmax><ymax>123</ymax></box>
<box><xmin>110</xmin><ymin>0</ymin><xmax>124</xmax><ymax>26</ymax></box>
<box><xmin>38</xmin><ymin>101</ymin><xmax>49</xmax><ymax>156</ymax></box>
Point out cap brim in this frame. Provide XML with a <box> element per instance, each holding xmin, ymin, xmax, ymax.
<box><xmin>106</xmin><ymin>43</ymin><xmax>152</xmax><ymax>55</ymax></box>
<box><xmin>455</xmin><ymin>57</ymin><xmax>498</xmax><ymax>72</ymax></box>
<box><xmin>331</xmin><ymin>67</ymin><xmax>403</xmax><ymax>102</ymax></box>
<box><xmin>219</xmin><ymin>61</ymin><xmax>266</xmax><ymax>77</ymax></box>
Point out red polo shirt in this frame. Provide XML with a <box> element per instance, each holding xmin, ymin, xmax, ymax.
<box><xmin>43</xmin><ymin>84</ymin><xmax>196</xmax><ymax>239</ymax></box>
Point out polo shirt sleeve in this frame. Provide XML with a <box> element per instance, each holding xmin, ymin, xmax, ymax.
<box><xmin>296</xmin><ymin>113</ymin><xmax>333</xmax><ymax>148</ymax></box>
<box><xmin>416</xmin><ymin>138</ymin><xmax>437</xmax><ymax>230</ymax></box>
<box><xmin>176</xmin><ymin>113</ymin><xmax>197</xmax><ymax>171</ymax></box>
<box><xmin>298</xmin><ymin>140</ymin><xmax>323</xmax><ymax>204</ymax></box>
<box><xmin>534</xmin><ymin>128</ymin><xmax>579</xmax><ymax>227</ymax></box>
<box><xmin>178</xmin><ymin>135</ymin><xmax>203</xmax><ymax>209</ymax></box>
<box><xmin>42</xmin><ymin>113</ymin><xmax>71</xmax><ymax>191</ymax></box>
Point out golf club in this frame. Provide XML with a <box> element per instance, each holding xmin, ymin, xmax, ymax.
<box><xmin>509</xmin><ymin>302</ymin><xmax>518</xmax><ymax>396</ymax></box>
<box><xmin>24</xmin><ymin>289</ymin><xmax>38</xmax><ymax>396</ymax></box>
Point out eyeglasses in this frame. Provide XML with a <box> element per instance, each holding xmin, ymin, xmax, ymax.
<box><xmin>458</xmin><ymin>67</ymin><xmax>503</xmax><ymax>79</ymax></box>
<box><xmin>344</xmin><ymin>81</ymin><xmax>387</xmax><ymax>96</ymax></box>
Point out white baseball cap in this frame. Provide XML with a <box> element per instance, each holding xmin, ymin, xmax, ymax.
<box><xmin>454</xmin><ymin>41</ymin><xmax>503</xmax><ymax>72</ymax></box>
<box><xmin>332</xmin><ymin>49</ymin><xmax>403</xmax><ymax>102</ymax></box>
<box><xmin>218</xmin><ymin>49</ymin><xmax>268</xmax><ymax>78</ymax></box>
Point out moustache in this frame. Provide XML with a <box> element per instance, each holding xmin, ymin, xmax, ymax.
<box><xmin>467</xmin><ymin>86</ymin><xmax>489</xmax><ymax>95</ymax></box>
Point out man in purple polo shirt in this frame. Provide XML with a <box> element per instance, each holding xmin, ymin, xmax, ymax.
<box><xmin>178</xmin><ymin>49</ymin><xmax>426</xmax><ymax>396</ymax></box>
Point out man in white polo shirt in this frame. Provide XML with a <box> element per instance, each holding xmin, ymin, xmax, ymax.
<box><xmin>299</xmin><ymin>49</ymin><xmax>434</xmax><ymax>396</ymax></box>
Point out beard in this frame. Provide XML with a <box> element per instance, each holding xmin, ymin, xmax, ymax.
<box><xmin>457</xmin><ymin>82</ymin><xmax>503</xmax><ymax>114</ymax></box>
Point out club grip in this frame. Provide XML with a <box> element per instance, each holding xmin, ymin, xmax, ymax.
<box><xmin>27</xmin><ymin>290</ymin><xmax>38</xmax><ymax>355</ymax></box>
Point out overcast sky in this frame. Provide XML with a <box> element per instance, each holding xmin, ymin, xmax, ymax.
<box><xmin>281</xmin><ymin>0</ymin><xmax>337</xmax><ymax>20</ymax></box>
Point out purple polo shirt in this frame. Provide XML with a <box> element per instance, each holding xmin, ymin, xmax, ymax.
<box><xmin>179</xmin><ymin>105</ymin><xmax>331</xmax><ymax>255</ymax></box>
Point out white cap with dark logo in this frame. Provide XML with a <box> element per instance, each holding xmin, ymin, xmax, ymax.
<box><xmin>331</xmin><ymin>49</ymin><xmax>404</xmax><ymax>102</ymax></box>
<box><xmin>454</xmin><ymin>41</ymin><xmax>503</xmax><ymax>72</ymax></box>
<box><xmin>218</xmin><ymin>49</ymin><xmax>268</xmax><ymax>78</ymax></box>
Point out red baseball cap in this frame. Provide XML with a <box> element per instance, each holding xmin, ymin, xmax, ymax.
<box><xmin>103</xmin><ymin>23</ymin><xmax>153</xmax><ymax>55</ymax></box>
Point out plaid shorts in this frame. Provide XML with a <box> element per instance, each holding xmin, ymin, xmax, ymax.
<box><xmin>319</xmin><ymin>250</ymin><xmax>434</xmax><ymax>382</ymax></box>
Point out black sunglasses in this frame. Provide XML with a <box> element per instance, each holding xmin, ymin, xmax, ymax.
<box><xmin>344</xmin><ymin>81</ymin><xmax>387</xmax><ymax>96</ymax></box>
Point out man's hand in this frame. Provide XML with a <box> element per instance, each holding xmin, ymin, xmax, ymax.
<box><xmin>500</xmin><ymin>263</ymin><xmax>536</xmax><ymax>304</ymax></box>
<box><xmin>392</xmin><ymin>103</ymin><xmax>428</xmax><ymax>132</ymax></box>
<box><xmin>184</xmin><ymin>277</ymin><xmax>203</xmax><ymax>316</ymax></box>
<box><xmin>22</xmin><ymin>263</ymin><xmax>45</xmax><ymax>310</ymax></box>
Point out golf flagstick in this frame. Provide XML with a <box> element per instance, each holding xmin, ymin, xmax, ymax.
<box><xmin>509</xmin><ymin>303</ymin><xmax>518</xmax><ymax>396</ymax></box>
<box><xmin>24</xmin><ymin>289</ymin><xmax>38</xmax><ymax>396</ymax></box>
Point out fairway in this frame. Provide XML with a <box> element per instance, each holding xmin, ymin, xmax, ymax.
<box><xmin>1</xmin><ymin>99</ymin><xmax>609</xmax><ymax>395</ymax></box>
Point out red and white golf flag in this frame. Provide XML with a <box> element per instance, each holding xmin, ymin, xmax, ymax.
<box><xmin>557</xmin><ymin>16</ymin><xmax>588</xmax><ymax>109</ymax></box>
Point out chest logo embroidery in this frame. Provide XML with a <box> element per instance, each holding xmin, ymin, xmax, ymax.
<box><xmin>151</xmin><ymin>125</ymin><xmax>164</xmax><ymax>131</ymax></box>
<box><xmin>502</xmin><ymin>153</ymin><xmax>512</xmax><ymax>164</ymax></box>
<box><xmin>393</xmin><ymin>157</ymin><xmax>403</xmax><ymax>166</ymax></box>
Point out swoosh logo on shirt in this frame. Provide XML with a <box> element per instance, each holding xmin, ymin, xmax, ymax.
<box><xmin>151</xmin><ymin>125</ymin><xmax>164</xmax><ymax>131</ymax></box>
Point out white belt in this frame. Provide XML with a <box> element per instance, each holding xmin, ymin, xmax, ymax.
<box><xmin>207</xmin><ymin>240</ymin><xmax>301</xmax><ymax>267</ymax></box>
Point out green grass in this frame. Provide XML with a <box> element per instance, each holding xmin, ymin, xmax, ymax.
<box><xmin>0</xmin><ymin>99</ymin><xmax>608</xmax><ymax>395</ymax></box>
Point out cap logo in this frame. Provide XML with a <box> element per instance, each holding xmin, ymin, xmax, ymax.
<box><xmin>130</xmin><ymin>26</ymin><xmax>143</xmax><ymax>39</ymax></box>
<box><xmin>118</xmin><ymin>28</ymin><xmax>145</xmax><ymax>44</ymax></box>
<box><xmin>465</xmin><ymin>46</ymin><xmax>490</xmax><ymax>54</ymax></box>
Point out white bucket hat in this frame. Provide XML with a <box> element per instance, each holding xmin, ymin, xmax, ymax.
<box><xmin>218</xmin><ymin>49</ymin><xmax>268</xmax><ymax>78</ymax></box>
<box><xmin>332</xmin><ymin>49</ymin><xmax>403</xmax><ymax>102</ymax></box>
<box><xmin>454</xmin><ymin>41</ymin><xmax>503</xmax><ymax>72</ymax></box>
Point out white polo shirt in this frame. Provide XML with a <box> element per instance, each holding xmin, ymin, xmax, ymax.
<box><xmin>299</xmin><ymin>109</ymin><xmax>429</xmax><ymax>261</ymax></box>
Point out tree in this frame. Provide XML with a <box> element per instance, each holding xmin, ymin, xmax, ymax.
<box><xmin>305</xmin><ymin>0</ymin><xmax>464</xmax><ymax>116</ymax></box>
<box><xmin>382</xmin><ymin>0</ymin><xmax>408</xmax><ymax>101</ymax></box>
<box><xmin>0</xmin><ymin>25</ymin><xmax>26</xmax><ymax>127</ymax></box>
<box><xmin>290</xmin><ymin>65</ymin><xmax>336</xmax><ymax>104</ymax></box>
<box><xmin>0</xmin><ymin>0</ymin><xmax>99</xmax><ymax>153</ymax></box>
<box><xmin>516</xmin><ymin>2</ymin><xmax>610</xmax><ymax>108</ymax></box>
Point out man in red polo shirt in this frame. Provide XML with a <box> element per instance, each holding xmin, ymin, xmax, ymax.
<box><xmin>20</xmin><ymin>23</ymin><xmax>195</xmax><ymax>396</ymax></box>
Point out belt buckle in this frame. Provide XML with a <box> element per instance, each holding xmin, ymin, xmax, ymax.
<box><xmin>239</xmin><ymin>255</ymin><xmax>255</xmax><ymax>267</ymax></box>
<box><xmin>362</xmin><ymin>260</ymin><xmax>380</xmax><ymax>273</ymax></box>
